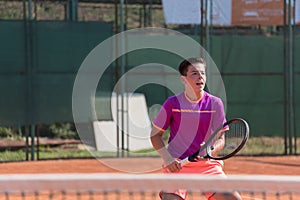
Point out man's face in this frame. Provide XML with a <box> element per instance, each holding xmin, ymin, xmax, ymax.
<box><xmin>182</xmin><ymin>63</ymin><xmax>206</xmax><ymax>93</ymax></box>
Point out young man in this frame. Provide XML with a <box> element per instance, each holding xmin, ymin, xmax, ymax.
<box><xmin>150</xmin><ymin>58</ymin><xmax>241</xmax><ymax>200</ymax></box>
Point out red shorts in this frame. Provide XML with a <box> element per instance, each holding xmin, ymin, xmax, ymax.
<box><xmin>160</xmin><ymin>159</ymin><xmax>226</xmax><ymax>200</ymax></box>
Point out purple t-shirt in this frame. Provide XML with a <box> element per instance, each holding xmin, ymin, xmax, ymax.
<box><xmin>152</xmin><ymin>92</ymin><xmax>226</xmax><ymax>159</ymax></box>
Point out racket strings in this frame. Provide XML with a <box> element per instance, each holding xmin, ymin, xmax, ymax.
<box><xmin>210</xmin><ymin>121</ymin><xmax>247</xmax><ymax>159</ymax></box>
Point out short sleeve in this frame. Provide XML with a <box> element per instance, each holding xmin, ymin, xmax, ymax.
<box><xmin>152</xmin><ymin>98</ymin><xmax>173</xmax><ymax>131</ymax></box>
<box><xmin>211</xmin><ymin>98</ymin><xmax>227</xmax><ymax>132</ymax></box>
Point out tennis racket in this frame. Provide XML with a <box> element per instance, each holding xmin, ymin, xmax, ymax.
<box><xmin>180</xmin><ymin>118</ymin><xmax>249</xmax><ymax>166</ymax></box>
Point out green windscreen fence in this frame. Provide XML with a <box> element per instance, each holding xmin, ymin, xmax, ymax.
<box><xmin>122</xmin><ymin>34</ymin><xmax>298</xmax><ymax>137</ymax></box>
<box><xmin>295</xmin><ymin>34</ymin><xmax>300</xmax><ymax>141</ymax></box>
<box><xmin>0</xmin><ymin>22</ymin><xmax>299</xmax><ymax>139</ymax></box>
<box><xmin>210</xmin><ymin>35</ymin><xmax>285</xmax><ymax>137</ymax></box>
<box><xmin>0</xmin><ymin>21</ymin><xmax>27</xmax><ymax>126</ymax></box>
<box><xmin>0</xmin><ymin>20</ymin><xmax>113</xmax><ymax>126</ymax></box>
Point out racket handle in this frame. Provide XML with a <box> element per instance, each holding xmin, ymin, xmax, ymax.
<box><xmin>180</xmin><ymin>157</ymin><xmax>190</xmax><ymax>166</ymax></box>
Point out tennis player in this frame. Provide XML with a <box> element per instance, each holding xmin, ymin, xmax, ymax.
<box><xmin>150</xmin><ymin>57</ymin><xmax>241</xmax><ymax>200</ymax></box>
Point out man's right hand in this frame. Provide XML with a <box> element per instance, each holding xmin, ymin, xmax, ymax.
<box><xmin>166</xmin><ymin>159</ymin><xmax>182</xmax><ymax>173</ymax></box>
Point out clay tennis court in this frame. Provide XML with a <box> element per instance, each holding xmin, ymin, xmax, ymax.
<box><xmin>0</xmin><ymin>156</ymin><xmax>299</xmax><ymax>174</ymax></box>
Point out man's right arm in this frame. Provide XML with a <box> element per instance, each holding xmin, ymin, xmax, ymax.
<box><xmin>150</xmin><ymin>126</ymin><xmax>181</xmax><ymax>172</ymax></box>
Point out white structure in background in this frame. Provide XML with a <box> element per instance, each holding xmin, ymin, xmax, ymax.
<box><xmin>162</xmin><ymin>0</ymin><xmax>201</xmax><ymax>24</ymax></box>
<box><xmin>93</xmin><ymin>93</ymin><xmax>152</xmax><ymax>152</ymax></box>
<box><xmin>162</xmin><ymin>0</ymin><xmax>231</xmax><ymax>26</ymax></box>
<box><xmin>296</xmin><ymin>0</ymin><xmax>300</xmax><ymax>25</ymax></box>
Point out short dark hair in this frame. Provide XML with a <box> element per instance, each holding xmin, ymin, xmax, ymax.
<box><xmin>178</xmin><ymin>57</ymin><xmax>206</xmax><ymax>76</ymax></box>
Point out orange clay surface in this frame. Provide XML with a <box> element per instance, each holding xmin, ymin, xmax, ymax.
<box><xmin>0</xmin><ymin>156</ymin><xmax>299</xmax><ymax>175</ymax></box>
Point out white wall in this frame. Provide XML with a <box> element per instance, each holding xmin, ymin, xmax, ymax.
<box><xmin>93</xmin><ymin>93</ymin><xmax>152</xmax><ymax>152</ymax></box>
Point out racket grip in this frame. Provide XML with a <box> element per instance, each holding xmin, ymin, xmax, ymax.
<box><xmin>180</xmin><ymin>157</ymin><xmax>190</xmax><ymax>166</ymax></box>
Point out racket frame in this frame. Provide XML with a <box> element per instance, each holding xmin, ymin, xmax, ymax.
<box><xmin>180</xmin><ymin>118</ymin><xmax>249</xmax><ymax>165</ymax></box>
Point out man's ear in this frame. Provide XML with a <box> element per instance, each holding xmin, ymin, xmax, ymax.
<box><xmin>180</xmin><ymin>76</ymin><xmax>186</xmax><ymax>84</ymax></box>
